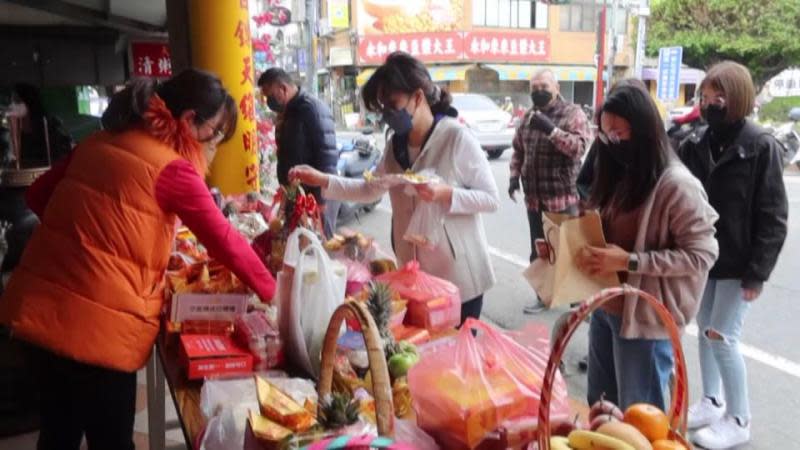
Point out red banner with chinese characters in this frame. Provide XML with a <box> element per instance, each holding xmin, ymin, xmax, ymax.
<box><xmin>358</xmin><ymin>32</ymin><xmax>464</xmax><ymax>65</ymax></box>
<box><xmin>130</xmin><ymin>41</ymin><xmax>172</xmax><ymax>78</ymax></box>
<box><xmin>463</xmin><ymin>31</ymin><xmax>550</xmax><ymax>63</ymax></box>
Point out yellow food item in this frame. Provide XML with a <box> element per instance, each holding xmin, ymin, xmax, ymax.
<box><xmin>568</xmin><ymin>430</ymin><xmax>635</xmax><ymax>450</ymax></box>
<box><xmin>248</xmin><ymin>410</ymin><xmax>292</xmax><ymax>444</ymax></box>
<box><xmin>596</xmin><ymin>422</ymin><xmax>652</xmax><ymax>450</ymax></box>
<box><xmin>551</xmin><ymin>436</ymin><xmax>572</xmax><ymax>450</ymax></box>
<box><xmin>255</xmin><ymin>375</ymin><xmax>317</xmax><ymax>432</ymax></box>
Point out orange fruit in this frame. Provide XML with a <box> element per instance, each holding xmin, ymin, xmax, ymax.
<box><xmin>623</xmin><ymin>403</ymin><xmax>670</xmax><ymax>442</ymax></box>
<box><xmin>652</xmin><ymin>439</ymin><xmax>687</xmax><ymax>450</ymax></box>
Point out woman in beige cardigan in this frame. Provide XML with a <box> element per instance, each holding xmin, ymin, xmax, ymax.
<box><xmin>574</xmin><ymin>82</ymin><xmax>719</xmax><ymax>411</ymax></box>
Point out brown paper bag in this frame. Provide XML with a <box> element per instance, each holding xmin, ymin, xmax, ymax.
<box><xmin>522</xmin><ymin>211</ymin><xmax>620</xmax><ymax>308</ymax></box>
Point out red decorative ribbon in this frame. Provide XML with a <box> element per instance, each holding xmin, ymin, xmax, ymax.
<box><xmin>289</xmin><ymin>194</ymin><xmax>319</xmax><ymax>230</ymax></box>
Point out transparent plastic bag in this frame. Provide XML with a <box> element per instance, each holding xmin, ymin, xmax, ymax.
<box><xmin>408</xmin><ymin>318</ymin><xmax>571</xmax><ymax>449</ymax></box>
<box><xmin>403</xmin><ymin>201</ymin><xmax>446</xmax><ymax>249</ymax></box>
<box><xmin>375</xmin><ymin>261</ymin><xmax>460</xmax><ymax>332</ymax></box>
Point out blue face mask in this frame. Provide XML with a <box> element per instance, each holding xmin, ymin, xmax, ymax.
<box><xmin>382</xmin><ymin>107</ymin><xmax>413</xmax><ymax>136</ymax></box>
<box><xmin>382</xmin><ymin>95</ymin><xmax>419</xmax><ymax>136</ymax></box>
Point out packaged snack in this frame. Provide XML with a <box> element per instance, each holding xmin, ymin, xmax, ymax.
<box><xmin>376</xmin><ymin>261</ymin><xmax>460</xmax><ymax>332</ymax></box>
<box><xmin>255</xmin><ymin>375</ymin><xmax>317</xmax><ymax>433</ymax></box>
<box><xmin>248</xmin><ymin>410</ymin><xmax>292</xmax><ymax>448</ymax></box>
<box><xmin>408</xmin><ymin>319</ymin><xmax>571</xmax><ymax>449</ymax></box>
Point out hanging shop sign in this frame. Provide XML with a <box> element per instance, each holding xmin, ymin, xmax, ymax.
<box><xmin>130</xmin><ymin>41</ymin><xmax>172</xmax><ymax>78</ymax></box>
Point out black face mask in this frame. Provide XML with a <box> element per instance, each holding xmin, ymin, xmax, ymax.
<box><xmin>382</xmin><ymin>107</ymin><xmax>414</xmax><ymax>136</ymax></box>
<box><xmin>702</xmin><ymin>105</ymin><xmax>728</xmax><ymax>132</ymax></box>
<box><xmin>531</xmin><ymin>90</ymin><xmax>553</xmax><ymax>109</ymax></box>
<box><xmin>267</xmin><ymin>96</ymin><xmax>284</xmax><ymax>113</ymax></box>
<box><xmin>604</xmin><ymin>140</ymin><xmax>636</xmax><ymax>167</ymax></box>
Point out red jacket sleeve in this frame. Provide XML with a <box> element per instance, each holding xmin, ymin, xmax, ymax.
<box><xmin>25</xmin><ymin>151</ymin><xmax>75</xmax><ymax>217</ymax></box>
<box><xmin>155</xmin><ymin>160</ymin><xmax>276</xmax><ymax>302</ymax></box>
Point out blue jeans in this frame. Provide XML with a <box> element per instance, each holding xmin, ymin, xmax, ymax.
<box><xmin>588</xmin><ymin>309</ymin><xmax>674</xmax><ymax>411</ymax></box>
<box><xmin>697</xmin><ymin>279</ymin><xmax>751</xmax><ymax>421</ymax></box>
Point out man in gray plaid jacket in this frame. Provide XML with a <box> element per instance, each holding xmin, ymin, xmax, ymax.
<box><xmin>509</xmin><ymin>69</ymin><xmax>592</xmax><ymax>314</ymax></box>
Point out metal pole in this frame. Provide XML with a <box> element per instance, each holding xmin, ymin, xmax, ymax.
<box><xmin>594</xmin><ymin>0</ymin><xmax>607</xmax><ymax>107</ymax></box>
<box><xmin>605</xmin><ymin>0</ymin><xmax>618</xmax><ymax>94</ymax></box>
<box><xmin>305</xmin><ymin>0</ymin><xmax>318</xmax><ymax>95</ymax></box>
<box><xmin>633</xmin><ymin>0</ymin><xmax>649</xmax><ymax>79</ymax></box>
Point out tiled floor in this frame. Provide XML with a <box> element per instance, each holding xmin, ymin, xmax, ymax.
<box><xmin>0</xmin><ymin>368</ymin><xmax>187</xmax><ymax>450</ymax></box>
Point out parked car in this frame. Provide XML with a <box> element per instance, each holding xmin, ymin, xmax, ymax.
<box><xmin>451</xmin><ymin>93</ymin><xmax>516</xmax><ymax>159</ymax></box>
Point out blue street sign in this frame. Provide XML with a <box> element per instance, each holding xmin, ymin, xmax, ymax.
<box><xmin>657</xmin><ymin>46</ymin><xmax>683</xmax><ymax>101</ymax></box>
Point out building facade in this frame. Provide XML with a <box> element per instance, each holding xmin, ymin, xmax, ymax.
<box><xmin>317</xmin><ymin>0</ymin><xmax>635</xmax><ymax>125</ymax></box>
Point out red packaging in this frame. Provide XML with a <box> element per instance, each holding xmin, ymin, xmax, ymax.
<box><xmin>391</xmin><ymin>324</ymin><xmax>431</xmax><ymax>345</ymax></box>
<box><xmin>179</xmin><ymin>334</ymin><xmax>254</xmax><ymax>380</ymax></box>
<box><xmin>376</xmin><ymin>261</ymin><xmax>461</xmax><ymax>332</ymax></box>
<box><xmin>234</xmin><ymin>311</ymin><xmax>284</xmax><ymax>369</ymax></box>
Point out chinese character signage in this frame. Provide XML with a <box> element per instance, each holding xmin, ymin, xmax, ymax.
<box><xmin>357</xmin><ymin>30</ymin><xmax>550</xmax><ymax>64</ymax></box>
<box><xmin>358</xmin><ymin>32</ymin><xmax>463</xmax><ymax>64</ymax></box>
<box><xmin>464</xmin><ymin>31</ymin><xmax>549</xmax><ymax>63</ymax></box>
<box><xmin>130</xmin><ymin>41</ymin><xmax>172</xmax><ymax>78</ymax></box>
<box><xmin>356</xmin><ymin>0</ymin><xmax>465</xmax><ymax>35</ymax></box>
<box><xmin>657</xmin><ymin>46</ymin><xmax>682</xmax><ymax>101</ymax></box>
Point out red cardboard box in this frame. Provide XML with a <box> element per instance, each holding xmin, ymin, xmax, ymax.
<box><xmin>179</xmin><ymin>334</ymin><xmax>253</xmax><ymax>380</ymax></box>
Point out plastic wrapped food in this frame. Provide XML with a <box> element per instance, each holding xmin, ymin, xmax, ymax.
<box><xmin>408</xmin><ymin>319</ymin><xmax>571</xmax><ymax>449</ymax></box>
<box><xmin>234</xmin><ymin>311</ymin><xmax>284</xmax><ymax>370</ymax></box>
<box><xmin>376</xmin><ymin>261</ymin><xmax>460</xmax><ymax>332</ymax></box>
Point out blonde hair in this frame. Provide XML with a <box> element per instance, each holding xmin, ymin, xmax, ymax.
<box><xmin>700</xmin><ymin>61</ymin><xmax>755</xmax><ymax>122</ymax></box>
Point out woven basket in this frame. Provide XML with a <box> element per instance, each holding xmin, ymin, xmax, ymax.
<box><xmin>536</xmin><ymin>285</ymin><xmax>693</xmax><ymax>450</ymax></box>
<box><xmin>318</xmin><ymin>300</ymin><xmax>395</xmax><ymax>438</ymax></box>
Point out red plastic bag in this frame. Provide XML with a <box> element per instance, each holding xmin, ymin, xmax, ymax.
<box><xmin>408</xmin><ymin>319</ymin><xmax>570</xmax><ymax>449</ymax></box>
<box><xmin>375</xmin><ymin>261</ymin><xmax>460</xmax><ymax>332</ymax></box>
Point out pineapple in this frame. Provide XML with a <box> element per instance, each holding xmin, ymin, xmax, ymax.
<box><xmin>365</xmin><ymin>282</ymin><xmax>399</xmax><ymax>357</ymax></box>
<box><xmin>318</xmin><ymin>392</ymin><xmax>360</xmax><ymax>430</ymax></box>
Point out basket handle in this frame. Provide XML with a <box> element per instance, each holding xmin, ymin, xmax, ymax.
<box><xmin>318</xmin><ymin>301</ymin><xmax>394</xmax><ymax>437</ymax></box>
<box><xmin>536</xmin><ymin>285</ymin><xmax>690</xmax><ymax>450</ymax></box>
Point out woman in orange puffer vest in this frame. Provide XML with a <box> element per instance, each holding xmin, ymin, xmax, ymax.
<box><xmin>0</xmin><ymin>69</ymin><xmax>276</xmax><ymax>450</ymax></box>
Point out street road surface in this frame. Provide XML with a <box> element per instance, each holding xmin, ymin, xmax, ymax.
<box><xmin>346</xmin><ymin>151</ymin><xmax>800</xmax><ymax>449</ymax></box>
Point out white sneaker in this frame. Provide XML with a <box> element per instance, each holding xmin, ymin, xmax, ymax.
<box><xmin>688</xmin><ymin>396</ymin><xmax>726</xmax><ymax>429</ymax></box>
<box><xmin>693</xmin><ymin>415</ymin><xmax>751</xmax><ymax>449</ymax></box>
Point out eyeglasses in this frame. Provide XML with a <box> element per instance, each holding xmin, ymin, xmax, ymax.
<box><xmin>700</xmin><ymin>95</ymin><xmax>726</xmax><ymax>107</ymax></box>
<box><xmin>198</xmin><ymin>120</ymin><xmax>226</xmax><ymax>144</ymax></box>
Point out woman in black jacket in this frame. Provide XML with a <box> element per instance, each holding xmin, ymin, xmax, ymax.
<box><xmin>678</xmin><ymin>61</ymin><xmax>788</xmax><ymax>450</ymax></box>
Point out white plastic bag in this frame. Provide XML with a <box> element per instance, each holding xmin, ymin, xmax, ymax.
<box><xmin>199</xmin><ymin>377</ymin><xmax>259</xmax><ymax>450</ymax></box>
<box><xmin>403</xmin><ymin>201</ymin><xmax>446</xmax><ymax>249</ymax></box>
<box><xmin>278</xmin><ymin>227</ymin><xmax>346</xmax><ymax>379</ymax></box>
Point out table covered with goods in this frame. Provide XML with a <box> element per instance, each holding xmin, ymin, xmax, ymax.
<box><xmin>153</xmin><ymin>185</ymin><xmax>694</xmax><ymax>450</ymax></box>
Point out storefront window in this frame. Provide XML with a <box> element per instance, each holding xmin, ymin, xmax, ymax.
<box><xmin>559</xmin><ymin>0</ymin><xmax>627</xmax><ymax>33</ymax></box>
<box><xmin>473</xmin><ymin>0</ymin><xmax>548</xmax><ymax>29</ymax></box>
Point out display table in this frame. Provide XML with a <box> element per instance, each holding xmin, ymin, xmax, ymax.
<box><xmin>144</xmin><ymin>326</ymin><xmax>588</xmax><ymax>450</ymax></box>
<box><xmin>147</xmin><ymin>332</ymin><xmax>206</xmax><ymax>450</ymax></box>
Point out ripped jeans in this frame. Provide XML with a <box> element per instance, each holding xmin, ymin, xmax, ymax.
<box><xmin>697</xmin><ymin>279</ymin><xmax>751</xmax><ymax>421</ymax></box>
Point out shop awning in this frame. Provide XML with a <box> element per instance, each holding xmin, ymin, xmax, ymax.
<box><xmin>356</xmin><ymin>64</ymin><xmax>473</xmax><ymax>87</ymax></box>
<box><xmin>484</xmin><ymin>64</ymin><xmax>598</xmax><ymax>82</ymax></box>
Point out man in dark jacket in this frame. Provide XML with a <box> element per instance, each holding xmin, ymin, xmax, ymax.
<box><xmin>258</xmin><ymin>69</ymin><xmax>339</xmax><ymax>237</ymax></box>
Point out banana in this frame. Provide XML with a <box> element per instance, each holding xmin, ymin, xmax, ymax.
<box><xmin>568</xmin><ymin>430</ymin><xmax>635</xmax><ymax>450</ymax></box>
<box><xmin>551</xmin><ymin>436</ymin><xmax>573</xmax><ymax>450</ymax></box>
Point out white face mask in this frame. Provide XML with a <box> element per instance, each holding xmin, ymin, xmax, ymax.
<box><xmin>7</xmin><ymin>101</ymin><xmax>28</xmax><ymax>118</ymax></box>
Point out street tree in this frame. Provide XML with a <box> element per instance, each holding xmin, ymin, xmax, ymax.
<box><xmin>647</xmin><ymin>0</ymin><xmax>800</xmax><ymax>88</ymax></box>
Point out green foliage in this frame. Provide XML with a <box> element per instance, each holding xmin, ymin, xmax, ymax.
<box><xmin>647</xmin><ymin>0</ymin><xmax>800</xmax><ymax>87</ymax></box>
<box><xmin>760</xmin><ymin>96</ymin><xmax>800</xmax><ymax>124</ymax></box>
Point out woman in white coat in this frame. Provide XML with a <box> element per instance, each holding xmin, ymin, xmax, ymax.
<box><xmin>291</xmin><ymin>51</ymin><xmax>499</xmax><ymax>323</ymax></box>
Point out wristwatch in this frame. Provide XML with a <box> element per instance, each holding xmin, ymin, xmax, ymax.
<box><xmin>627</xmin><ymin>253</ymin><xmax>640</xmax><ymax>273</ymax></box>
